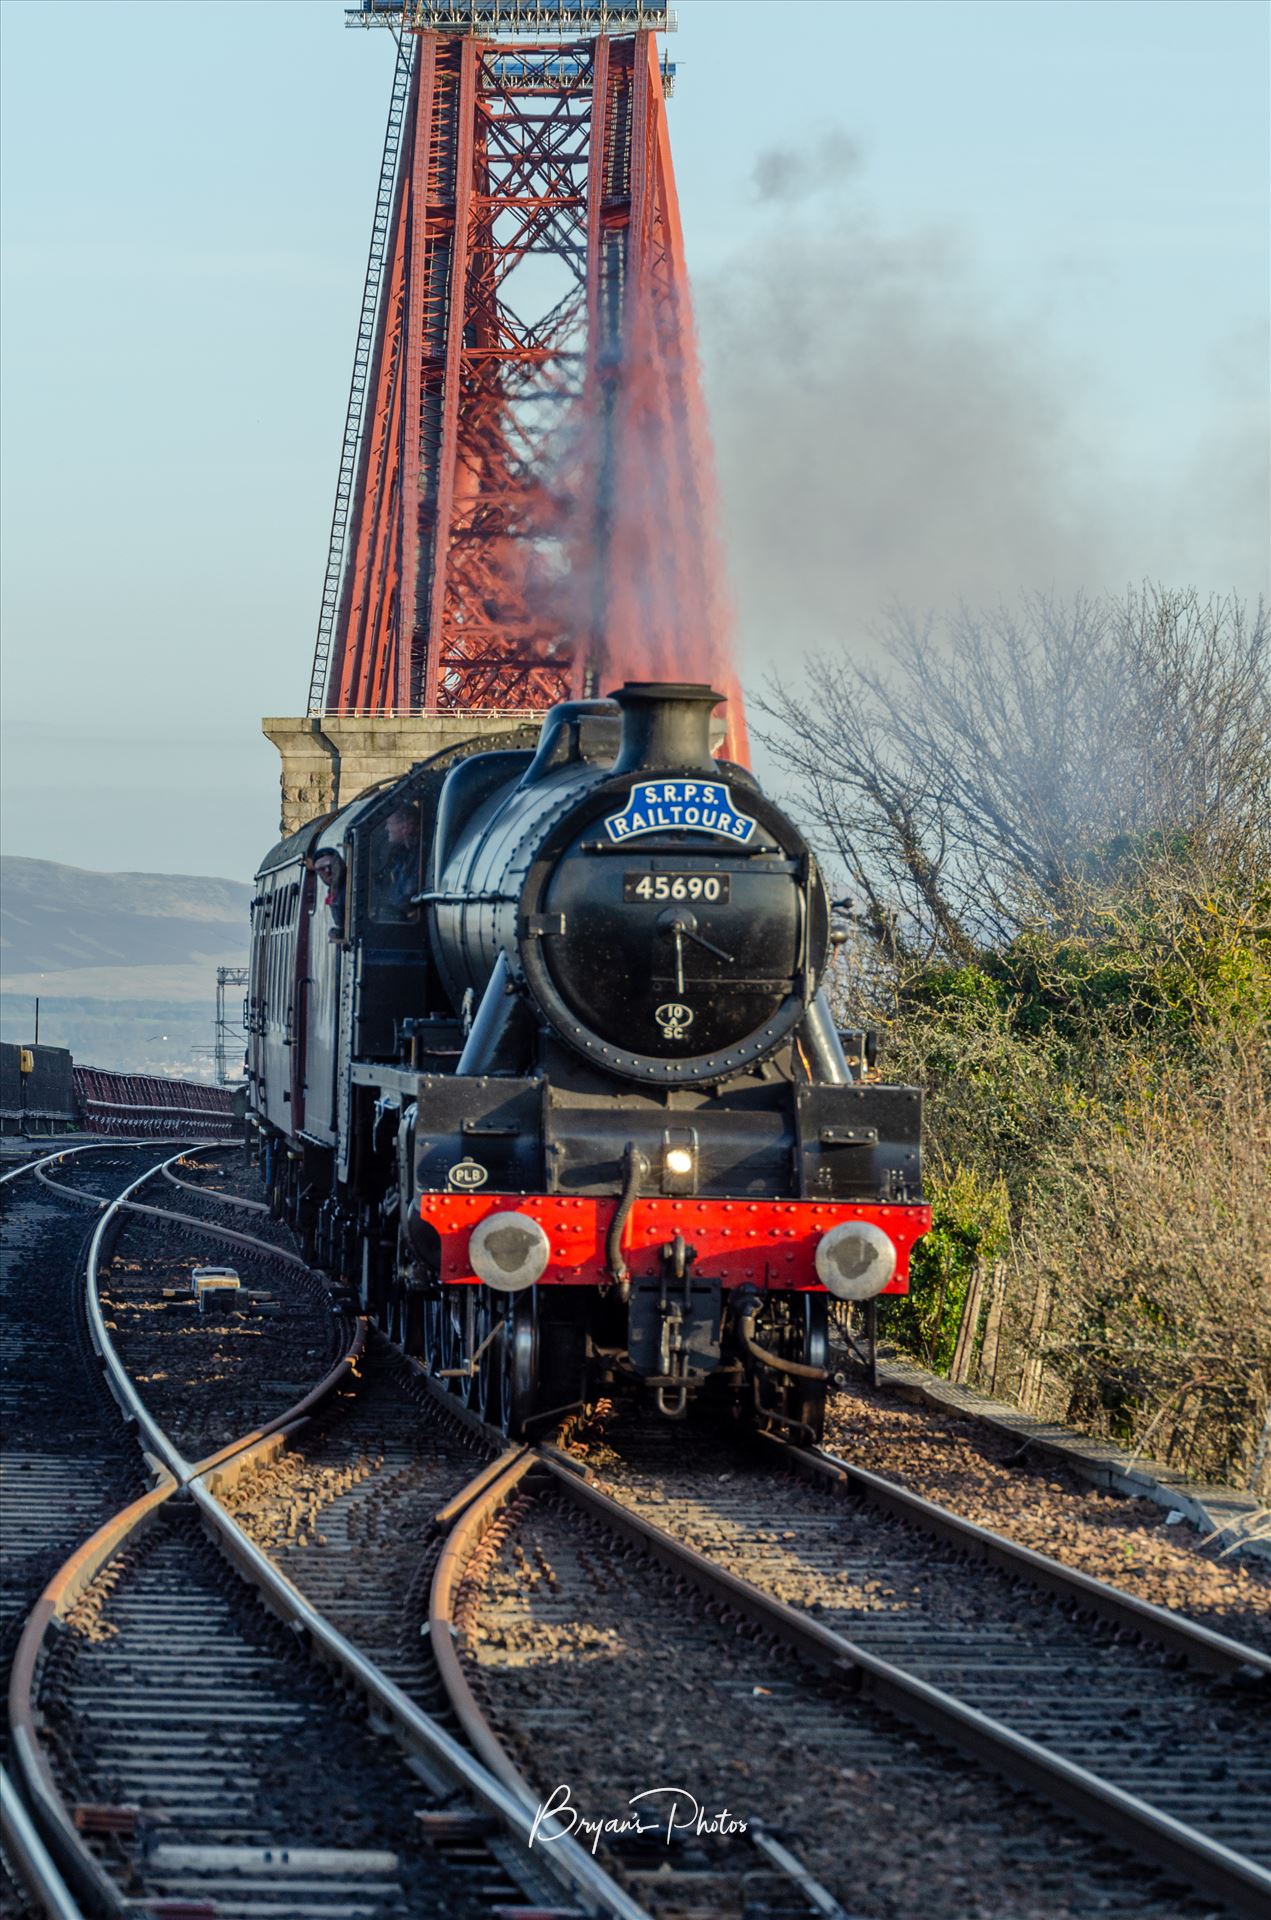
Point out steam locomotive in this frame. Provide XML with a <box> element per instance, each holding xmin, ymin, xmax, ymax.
<box><xmin>245</xmin><ymin>683</ymin><xmax>929</xmax><ymax>1441</ymax></box>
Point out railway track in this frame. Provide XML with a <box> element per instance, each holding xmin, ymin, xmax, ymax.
<box><xmin>6</xmin><ymin>1141</ymin><xmax>1268</xmax><ymax>1917</ymax></box>
<box><xmin>2</xmin><ymin>1144</ymin><xmax>640</xmax><ymax>1920</ymax></box>
<box><xmin>217</xmin><ymin>1334</ymin><xmax>507</xmax><ymax>1710</ymax></box>
<box><xmin>1</xmin><ymin>1141</ymin><xmax>212</xmax><ymax>1920</ymax></box>
<box><xmin>1</xmin><ymin>1146</ymin><xmax>170</xmax><ymax>1687</ymax></box>
<box><xmin>408</xmin><ymin>1420</ymin><xmax>1271</xmax><ymax>1916</ymax></box>
<box><xmin>511</xmin><ymin>1414</ymin><xmax>1270</xmax><ymax>1915</ymax></box>
<box><xmin>137</xmin><ymin>1292</ymin><xmax>893</xmax><ymax>1920</ymax></box>
<box><xmin>202</xmin><ymin>1353</ymin><xmax>1271</xmax><ymax>1918</ymax></box>
<box><xmin>820</xmin><ymin>1376</ymin><xmax>1271</xmax><ymax>1643</ymax></box>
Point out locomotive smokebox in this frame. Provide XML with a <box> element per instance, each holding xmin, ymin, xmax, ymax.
<box><xmin>427</xmin><ymin>674</ymin><xmax>831</xmax><ymax>1086</ymax></box>
<box><xmin>610</xmin><ymin>682</ymin><xmax>725</xmax><ymax>776</ymax></box>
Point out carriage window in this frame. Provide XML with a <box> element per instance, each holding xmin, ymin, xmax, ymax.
<box><xmin>369</xmin><ymin>804</ymin><xmax>422</xmax><ymax>923</ymax></box>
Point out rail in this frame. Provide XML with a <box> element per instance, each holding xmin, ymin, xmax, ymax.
<box><xmin>7</xmin><ymin>1145</ymin><xmax>648</xmax><ymax>1920</ymax></box>
<box><xmin>13</xmin><ymin>1139</ymin><xmax>1266</xmax><ymax>1917</ymax></box>
<box><xmin>427</xmin><ymin>1434</ymin><xmax>870</xmax><ymax>1919</ymax></box>
<box><xmin>0</xmin><ymin>1140</ymin><xmax>150</xmax><ymax>1188</ymax></box>
<box><xmin>529</xmin><ymin>1439</ymin><xmax>1271</xmax><ymax>1919</ymax></box>
<box><xmin>787</xmin><ymin>1437</ymin><xmax>1269</xmax><ymax>1678</ymax></box>
<box><xmin>162</xmin><ymin>1156</ymin><xmax>269</xmax><ymax>1212</ymax></box>
<box><xmin>1</xmin><ymin>1763</ymin><xmax>83</xmax><ymax>1920</ymax></box>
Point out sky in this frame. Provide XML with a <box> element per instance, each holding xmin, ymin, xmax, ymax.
<box><xmin>1</xmin><ymin>0</ymin><xmax>1267</xmax><ymax>882</ymax></box>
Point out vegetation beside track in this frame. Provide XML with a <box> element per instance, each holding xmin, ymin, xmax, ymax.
<box><xmin>764</xmin><ymin>584</ymin><xmax>1271</xmax><ymax>1492</ymax></box>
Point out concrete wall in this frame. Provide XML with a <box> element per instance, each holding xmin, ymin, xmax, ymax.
<box><xmin>0</xmin><ymin>1041</ymin><xmax>76</xmax><ymax>1132</ymax></box>
<box><xmin>262</xmin><ymin>713</ymin><xmax>543</xmax><ymax>836</ymax></box>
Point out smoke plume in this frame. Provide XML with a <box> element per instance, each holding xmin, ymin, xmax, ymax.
<box><xmin>695</xmin><ymin>138</ymin><xmax>1261</xmax><ymax>683</ymax></box>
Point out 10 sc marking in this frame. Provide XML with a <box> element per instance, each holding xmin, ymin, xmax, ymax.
<box><xmin>623</xmin><ymin>872</ymin><xmax>730</xmax><ymax>904</ymax></box>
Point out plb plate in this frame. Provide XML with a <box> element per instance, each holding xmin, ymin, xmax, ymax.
<box><xmin>418</xmin><ymin>1192</ymin><xmax>929</xmax><ymax>1289</ymax></box>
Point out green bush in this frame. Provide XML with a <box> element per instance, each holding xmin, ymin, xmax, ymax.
<box><xmin>872</xmin><ymin>878</ymin><xmax>1270</xmax><ymax>1483</ymax></box>
<box><xmin>880</xmin><ymin>1163</ymin><xmax>1009</xmax><ymax>1372</ymax></box>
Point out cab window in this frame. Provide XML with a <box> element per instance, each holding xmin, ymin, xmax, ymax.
<box><xmin>368</xmin><ymin>805</ymin><xmax>422</xmax><ymax>924</ymax></box>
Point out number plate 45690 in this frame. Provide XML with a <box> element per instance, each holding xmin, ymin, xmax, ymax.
<box><xmin>623</xmin><ymin>872</ymin><xmax>730</xmax><ymax>904</ymax></box>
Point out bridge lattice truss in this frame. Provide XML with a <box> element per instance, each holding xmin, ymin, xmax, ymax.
<box><xmin>310</xmin><ymin>21</ymin><xmax>734</xmax><ymax>727</ymax></box>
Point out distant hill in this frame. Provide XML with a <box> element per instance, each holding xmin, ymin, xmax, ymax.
<box><xmin>1</xmin><ymin>857</ymin><xmax>251</xmax><ymax>980</ymax></box>
<box><xmin>0</xmin><ymin>857</ymin><xmax>252</xmax><ymax>1076</ymax></box>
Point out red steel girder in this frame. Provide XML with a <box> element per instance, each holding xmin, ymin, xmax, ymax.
<box><xmin>318</xmin><ymin>29</ymin><xmax>747</xmax><ymax>763</ymax></box>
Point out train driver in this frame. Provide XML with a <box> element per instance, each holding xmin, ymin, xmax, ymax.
<box><xmin>371</xmin><ymin>805</ymin><xmax>422</xmax><ymax>921</ymax></box>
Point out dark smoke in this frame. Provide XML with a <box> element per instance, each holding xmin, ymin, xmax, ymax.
<box><xmin>753</xmin><ymin>131</ymin><xmax>864</xmax><ymax>204</ymax></box>
<box><xmin>694</xmin><ymin>140</ymin><xmax>1162</xmax><ymax>680</ymax></box>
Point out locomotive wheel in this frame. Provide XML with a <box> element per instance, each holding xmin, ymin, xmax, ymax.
<box><xmin>440</xmin><ymin>1288</ymin><xmax>478</xmax><ymax>1406</ymax></box>
<box><xmin>392</xmin><ymin>1289</ymin><xmax>425</xmax><ymax>1358</ymax></box>
<box><xmin>749</xmin><ymin>1293</ymin><xmax>828</xmax><ymax>1446</ymax></box>
<box><xmin>382</xmin><ymin>1287</ymin><xmax>405</xmax><ymax>1348</ymax></box>
<box><xmin>421</xmin><ymin>1289</ymin><xmax>444</xmax><ymax>1375</ymax></box>
<box><xmin>473</xmin><ymin>1291</ymin><xmax>504</xmax><ymax>1426</ymax></box>
<box><xmin>437</xmin><ymin>1290</ymin><xmax>460</xmax><ymax>1387</ymax></box>
<box><xmin>458</xmin><ymin>1289</ymin><xmax>480</xmax><ymax>1406</ymax></box>
<box><xmin>384</xmin><ymin>1225</ymin><xmax>422</xmax><ymax>1326</ymax></box>
<box><xmin>788</xmin><ymin>1292</ymin><xmax>829</xmax><ymax>1443</ymax></box>
<box><xmin>337</xmin><ymin>1218</ymin><xmax>358</xmax><ymax>1288</ymax></box>
<box><xmin>500</xmin><ymin>1289</ymin><xmax>540</xmax><ymax>1438</ymax></box>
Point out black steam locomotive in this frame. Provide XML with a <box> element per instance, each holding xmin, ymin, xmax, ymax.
<box><xmin>246</xmin><ymin>684</ymin><xmax>929</xmax><ymax>1441</ymax></box>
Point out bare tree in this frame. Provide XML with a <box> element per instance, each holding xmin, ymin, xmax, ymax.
<box><xmin>758</xmin><ymin>586</ymin><xmax>1270</xmax><ymax>965</ymax></box>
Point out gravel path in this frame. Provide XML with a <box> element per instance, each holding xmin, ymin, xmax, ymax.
<box><xmin>824</xmin><ymin>1382</ymin><xmax>1271</xmax><ymax>1650</ymax></box>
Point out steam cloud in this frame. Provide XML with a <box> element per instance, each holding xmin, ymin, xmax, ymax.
<box><xmin>696</xmin><ymin>137</ymin><xmax>1268</xmax><ymax>681</ymax></box>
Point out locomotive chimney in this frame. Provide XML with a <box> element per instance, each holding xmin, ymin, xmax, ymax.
<box><xmin>609</xmin><ymin>683</ymin><xmax>724</xmax><ymax>775</ymax></box>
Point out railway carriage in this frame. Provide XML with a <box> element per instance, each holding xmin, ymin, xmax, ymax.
<box><xmin>246</xmin><ymin>683</ymin><xmax>930</xmax><ymax>1441</ymax></box>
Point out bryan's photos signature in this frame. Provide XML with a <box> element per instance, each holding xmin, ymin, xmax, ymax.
<box><xmin>530</xmin><ymin>1783</ymin><xmax>748</xmax><ymax>1855</ymax></box>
